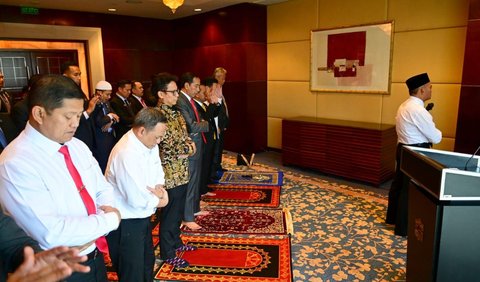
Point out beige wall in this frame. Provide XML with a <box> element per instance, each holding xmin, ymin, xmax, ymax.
<box><xmin>267</xmin><ymin>0</ymin><xmax>469</xmax><ymax>151</ymax></box>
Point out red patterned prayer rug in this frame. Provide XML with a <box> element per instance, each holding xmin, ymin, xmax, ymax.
<box><xmin>204</xmin><ymin>184</ymin><xmax>281</xmax><ymax>207</ymax></box>
<box><xmin>155</xmin><ymin>235</ymin><xmax>292</xmax><ymax>281</ymax></box>
<box><xmin>181</xmin><ymin>208</ymin><xmax>287</xmax><ymax>235</ymax></box>
<box><xmin>218</xmin><ymin>170</ymin><xmax>284</xmax><ymax>186</ymax></box>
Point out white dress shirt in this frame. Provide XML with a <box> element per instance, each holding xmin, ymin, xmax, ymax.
<box><xmin>396</xmin><ymin>96</ymin><xmax>442</xmax><ymax>145</ymax></box>
<box><xmin>105</xmin><ymin>130</ymin><xmax>164</xmax><ymax>219</ymax></box>
<box><xmin>0</xmin><ymin>122</ymin><xmax>119</xmax><ymax>254</ymax></box>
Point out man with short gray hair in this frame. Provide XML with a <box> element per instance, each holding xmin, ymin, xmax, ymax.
<box><xmin>105</xmin><ymin>108</ymin><xmax>169</xmax><ymax>282</ymax></box>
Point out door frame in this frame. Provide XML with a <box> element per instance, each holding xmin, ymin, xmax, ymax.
<box><xmin>0</xmin><ymin>22</ymin><xmax>105</xmax><ymax>97</ymax></box>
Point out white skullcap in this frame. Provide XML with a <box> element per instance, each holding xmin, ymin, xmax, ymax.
<box><xmin>95</xmin><ymin>80</ymin><xmax>112</xmax><ymax>90</ymax></box>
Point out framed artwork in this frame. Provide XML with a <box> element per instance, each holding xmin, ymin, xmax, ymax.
<box><xmin>310</xmin><ymin>21</ymin><xmax>394</xmax><ymax>94</ymax></box>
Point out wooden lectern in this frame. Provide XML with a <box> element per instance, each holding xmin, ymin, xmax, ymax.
<box><xmin>401</xmin><ymin>146</ymin><xmax>480</xmax><ymax>282</ymax></box>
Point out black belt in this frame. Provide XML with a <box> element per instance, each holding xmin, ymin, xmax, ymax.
<box><xmin>86</xmin><ymin>248</ymin><xmax>100</xmax><ymax>261</ymax></box>
<box><xmin>399</xmin><ymin>142</ymin><xmax>432</xmax><ymax>148</ymax></box>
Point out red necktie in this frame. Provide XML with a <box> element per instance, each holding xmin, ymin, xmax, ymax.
<box><xmin>189</xmin><ymin>98</ymin><xmax>207</xmax><ymax>144</ymax></box>
<box><xmin>58</xmin><ymin>145</ymin><xmax>109</xmax><ymax>254</ymax></box>
<box><xmin>140</xmin><ymin>98</ymin><xmax>147</xmax><ymax>108</ymax></box>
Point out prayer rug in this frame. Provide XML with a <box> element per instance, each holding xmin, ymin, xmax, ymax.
<box><xmin>155</xmin><ymin>235</ymin><xmax>292</xmax><ymax>281</ymax></box>
<box><xmin>181</xmin><ymin>208</ymin><xmax>287</xmax><ymax>235</ymax></box>
<box><xmin>203</xmin><ymin>184</ymin><xmax>281</xmax><ymax>208</ymax></box>
<box><xmin>218</xmin><ymin>170</ymin><xmax>283</xmax><ymax>186</ymax></box>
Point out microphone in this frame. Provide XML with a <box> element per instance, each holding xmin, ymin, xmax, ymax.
<box><xmin>426</xmin><ymin>103</ymin><xmax>434</xmax><ymax>111</ymax></box>
<box><xmin>463</xmin><ymin>144</ymin><xmax>480</xmax><ymax>171</ymax></box>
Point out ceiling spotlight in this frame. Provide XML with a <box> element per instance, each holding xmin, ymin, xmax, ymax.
<box><xmin>108</xmin><ymin>8</ymin><xmax>117</xmax><ymax>12</ymax></box>
<box><xmin>163</xmin><ymin>0</ymin><xmax>184</xmax><ymax>14</ymax></box>
<box><xmin>194</xmin><ymin>8</ymin><xmax>202</xmax><ymax>12</ymax></box>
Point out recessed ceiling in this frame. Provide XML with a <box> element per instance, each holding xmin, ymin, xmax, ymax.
<box><xmin>1</xmin><ymin>0</ymin><xmax>288</xmax><ymax>20</ymax></box>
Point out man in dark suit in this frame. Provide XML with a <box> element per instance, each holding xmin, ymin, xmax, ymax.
<box><xmin>128</xmin><ymin>80</ymin><xmax>148</xmax><ymax>115</ymax></box>
<box><xmin>196</xmin><ymin>78</ymin><xmax>221</xmax><ymax>196</ymax></box>
<box><xmin>62</xmin><ymin>62</ymin><xmax>98</xmax><ymax>151</ymax></box>
<box><xmin>176</xmin><ymin>72</ymin><xmax>209</xmax><ymax>230</ymax></box>
<box><xmin>0</xmin><ymin>209</ymin><xmax>90</xmax><ymax>282</ymax></box>
<box><xmin>212</xmin><ymin>67</ymin><xmax>230</xmax><ymax>173</ymax></box>
<box><xmin>110</xmin><ymin>80</ymin><xmax>134</xmax><ymax>142</ymax></box>
<box><xmin>90</xmin><ymin>81</ymin><xmax>120</xmax><ymax>173</ymax></box>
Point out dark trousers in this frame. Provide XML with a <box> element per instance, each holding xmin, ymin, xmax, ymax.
<box><xmin>201</xmin><ymin>138</ymin><xmax>215</xmax><ymax>194</ymax></box>
<box><xmin>66</xmin><ymin>251</ymin><xmax>107</xmax><ymax>282</ymax></box>
<box><xmin>106</xmin><ymin>217</ymin><xmax>154</xmax><ymax>282</ymax></box>
<box><xmin>160</xmin><ymin>184</ymin><xmax>187</xmax><ymax>260</ymax></box>
<box><xmin>212</xmin><ymin>131</ymin><xmax>225</xmax><ymax>172</ymax></box>
<box><xmin>386</xmin><ymin>142</ymin><xmax>431</xmax><ymax>236</ymax></box>
<box><xmin>184</xmin><ymin>149</ymin><xmax>203</xmax><ymax>221</ymax></box>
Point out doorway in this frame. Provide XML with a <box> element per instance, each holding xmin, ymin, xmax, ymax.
<box><xmin>0</xmin><ymin>50</ymin><xmax>78</xmax><ymax>100</ymax></box>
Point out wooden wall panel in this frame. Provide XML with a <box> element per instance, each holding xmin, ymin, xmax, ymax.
<box><xmin>0</xmin><ymin>3</ymin><xmax>267</xmax><ymax>153</ymax></box>
<box><xmin>455</xmin><ymin>0</ymin><xmax>480</xmax><ymax>153</ymax></box>
<box><xmin>172</xmin><ymin>4</ymin><xmax>266</xmax><ymax>48</ymax></box>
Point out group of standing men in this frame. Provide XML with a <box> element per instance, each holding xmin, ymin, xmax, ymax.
<box><xmin>0</xmin><ymin>65</ymin><xmax>230</xmax><ymax>281</ymax></box>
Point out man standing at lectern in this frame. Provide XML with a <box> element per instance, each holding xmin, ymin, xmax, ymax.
<box><xmin>386</xmin><ymin>72</ymin><xmax>442</xmax><ymax>236</ymax></box>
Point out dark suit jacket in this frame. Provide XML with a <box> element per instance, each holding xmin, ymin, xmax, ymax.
<box><xmin>176</xmin><ymin>92</ymin><xmax>209</xmax><ymax>160</ymax></box>
<box><xmin>73</xmin><ymin>98</ymin><xmax>95</xmax><ymax>151</ymax></box>
<box><xmin>217</xmin><ymin>98</ymin><xmax>229</xmax><ymax>131</ymax></box>
<box><xmin>0</xmin><ymin>210</ymin><xmax>41</xmax><ymax>282</ymax></box>
<box><xmin>10</xmin><ymin>98</ymin><xmax>29</xmax><ymax>133</ymax></box>
<box><xmin>0</xmin><ymin>113</ymin><xmax>19</xmax><ymax>152</ymax></box>
<box><xmin>91</xmin><ymin>102</ymin><xmax>117</xmax><ymax>172</ymax></box>
<box><xmin>195</xmin><ymin>100</ymin><xmax>220</xmax><ymax>143</ymax></box>
<box><xmin>128</xmin><ymin>95</ymin><xmax>145</xmax><ymax>116</ymax></box>
<box><xmin>110</xmin><ymin>94</ymin><xmax>135</xmax><ymax>141</ymax></box>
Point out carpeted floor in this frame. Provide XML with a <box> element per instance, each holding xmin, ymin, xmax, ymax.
<box><xmin>152</xmin><ymin>151</ymin><xmax>406</xmax><ymax>281</ymax></box>
<box><xmin>220</xmin><ymin>151</ymin><xmax>406</xmax><ymax>282</ymax></box>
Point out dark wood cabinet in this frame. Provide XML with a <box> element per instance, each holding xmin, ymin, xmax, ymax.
<box><xmin>282</xmin><ymin>117</ymin><xmax>397</xmax><ymax>186</ymax></box>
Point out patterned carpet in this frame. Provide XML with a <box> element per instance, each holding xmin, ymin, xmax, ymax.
<box><xmin>181</xmin><ymin>208</ymin><xmax>288</xmax><ymax>235</ymax></box>
<box><xmin>220</xmin><ymin>156</ymin><xmax>407</xmax><ymax>282</ymax></box>
<box><xmin>152</xmin><ymin>155</ymin><xmax>407</xmax><ymax>281</ymax></box>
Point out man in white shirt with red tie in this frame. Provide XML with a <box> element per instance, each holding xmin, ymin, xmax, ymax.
<box><xmin>105</xmin><ymin>108</ymin><xmax>168</xmax><ymax>281</ymax></box>
<box><xmin>0</xmin><ymin>75</ymin><xmax>121</xmax><ymax>282</ymax></box>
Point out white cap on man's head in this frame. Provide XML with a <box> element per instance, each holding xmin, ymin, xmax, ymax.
<box><xmin>96</xmin><ymin>80</ymin><xmax>112</xmax><ymax>90</ymax></box>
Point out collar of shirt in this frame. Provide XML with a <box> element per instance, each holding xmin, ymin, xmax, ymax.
<box><xmin>408</xmin><ymin>96</ymin><xmax>425</xmax><ymax>107</ymax></box>
<box><xmin>180</xmin><ymin>91</ymin><xmax>191</xmax><ymax>102</ymax></box>
<box><xmin>194</xmin><ymin>99</ymin><xmax>203</xmax><ymax>106</ymax></box>
<box><xmin>116</xmin><ymin>93</ymin><xmax>128</xmax><ymax>103</ymax></box>
<box><xmin>125</xmin><ymin>130</ymin><xmax>155</xmax><ymax>156</ymax></box>
<box><xmin>132</xmin><ymin>95</ymin><xmax>142</xmax><ymax>102</ymax></box>
<box><xmin>24</xmin><ymin>122</ymin><xmax>66</xmax><ymax>156</ymax></box>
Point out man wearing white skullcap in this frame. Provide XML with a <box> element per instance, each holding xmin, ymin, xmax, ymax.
<box><xmin>90</xmin><ymin>81</ymin><xmax>120</xmax><ymax>172</ymax></box>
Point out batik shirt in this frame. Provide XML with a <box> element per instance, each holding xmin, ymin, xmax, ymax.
<box><xmin>157</xmin><ymin>104</ymin><xmax>194</xmax><ymax>189</ymax></box>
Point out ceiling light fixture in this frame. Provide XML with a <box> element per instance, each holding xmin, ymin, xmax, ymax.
<box><xmin>163</xmin><ymin>0</ymin><xmax>184</xmax><ymax>14</ymax></box>
<box><xmin>194</xmin><ymin>8</ymin><xmax>202</xmax><ymax>12</ymax></box>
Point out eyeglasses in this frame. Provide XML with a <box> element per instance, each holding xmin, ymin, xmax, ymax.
<box><xmin>163</xmin><ymin>89</ymin><xmax>179</xmax><ymax>95</ymax></box>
